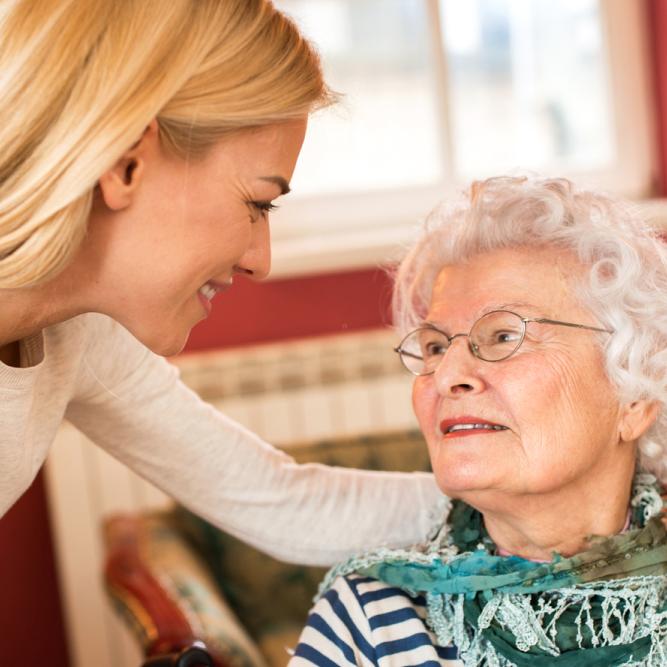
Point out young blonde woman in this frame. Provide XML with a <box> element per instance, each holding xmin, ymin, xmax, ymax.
<box><xmin>0</xmin><ymin>0</ymin><xmax>441</xmax><ymax>565</ymax></box>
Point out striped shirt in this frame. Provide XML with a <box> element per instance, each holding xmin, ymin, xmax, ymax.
<box><xmin>289</xmin><ymin>574</ymin><xmax>462</xmax><ymax>666</ymax></box>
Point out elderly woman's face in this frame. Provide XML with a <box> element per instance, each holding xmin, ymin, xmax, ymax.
<box><xmin>412</xmin><ymin>245</ymin><xmax>625</xmax><ymax>500</ymax></box>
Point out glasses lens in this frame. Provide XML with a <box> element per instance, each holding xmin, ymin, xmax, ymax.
<box><xmin>398</xmin><ymin>328</ymin><xmax>449</xmax><ymax>374</ymax></box>
<box><xmin>471</xmin><ymin>311</ymin><xmax>524</xmax><ymax>361</ymax></box>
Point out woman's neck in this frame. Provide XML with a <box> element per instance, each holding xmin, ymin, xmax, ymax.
<box><xmin>473</xmin><ymin>460</ymin><xmax>636</xmax><ymax>560</ymax></box>
<box><xmin>0</xmin><ymin>267</ymin><xmax>83</xmax><ymax>351</ymax></box>
<box><xmin>0</xmin><ymin>289</ymin><xmax>50</xmax><ymax>349</ymax></box>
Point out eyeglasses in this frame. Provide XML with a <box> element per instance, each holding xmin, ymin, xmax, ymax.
<box><xmin>394</xmin><ymin>309</ymin><xmax>613</xmax><ymax>376</ymax></box>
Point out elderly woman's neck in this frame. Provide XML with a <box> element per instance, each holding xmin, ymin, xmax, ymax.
<box><xmin>474</xmin><ymin>460</ymin><xmax>637</xmax><ymax>561</ymax></box>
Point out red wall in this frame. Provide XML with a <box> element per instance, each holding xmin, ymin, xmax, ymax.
<box><xmin>0</xmin><ymin>473</ymin><xmax>70</xmax><ymax>665</ymax></box>
<box><xmin>184</xmin><ymin>268</ymin><xmax>393</xmax><ymax>351</ymax></box>
<box><xmin>4</xmin><ymin>3</ymin><xmax>667</xmax><ymax>664</ymax></box>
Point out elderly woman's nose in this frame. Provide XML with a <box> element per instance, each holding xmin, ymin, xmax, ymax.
<box><xmin>433</xmin><ymin>337</ymin><xmax>485</xmax><ymax>396</ymax></box>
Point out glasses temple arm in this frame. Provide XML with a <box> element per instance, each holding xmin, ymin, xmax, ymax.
<box><xmin>393</xmin><ymin>346</ymin><xmax>423</xmax><ymax>361</ymax></box>
<box><xmin>530</xmin><ymin>318</ymin><xmax>613</xmax><ymax>334</ymax></box>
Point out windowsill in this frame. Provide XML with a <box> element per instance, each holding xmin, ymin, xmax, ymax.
<box><xmin>269</xmin><ymin>197</ymin><xmax>667</xmax><ymax>280</ymax></box>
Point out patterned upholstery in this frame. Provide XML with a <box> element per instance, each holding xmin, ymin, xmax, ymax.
<box><xmin>105</xmin><ymin>513</ymin><xmax>267</xmax><ymax>667</ymax></box>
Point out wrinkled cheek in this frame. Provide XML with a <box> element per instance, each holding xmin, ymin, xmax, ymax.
<box><xmin>412</xmin><ymin>379</ymin><xmax>439</xmax><ymax>439</ymax></box>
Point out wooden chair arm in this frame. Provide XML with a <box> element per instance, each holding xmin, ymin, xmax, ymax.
<box><xmin>104</xmin><ymin>515</ymin><xmax>227</xmax><ymax>667</ymax></box>
<box><xmin>142</xmin><ymin>641</ymin><xmax>213</xmax><ymax>667</ymax></box>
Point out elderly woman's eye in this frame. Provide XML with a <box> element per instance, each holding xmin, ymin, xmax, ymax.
<box><xmin>424</xmin><ymin>341</ymin><xmax>446</xmax><ymax>357</ymax></box>
<box><xmin>492</xmin><ymin>330</ymin><xmax>521</xmax><ymax>344</ymax></box>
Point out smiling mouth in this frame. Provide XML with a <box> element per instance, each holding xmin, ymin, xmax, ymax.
<box><xmin>445</xmin><ymin>424</ymin><xmax>507</xmax><ymax>435</ymax></box>
<box><xmin>198</xmin><ymin>280</ymin><xmax>233</xmax><ymax>302</ymax></box>
<box><xmin>440</xmin><ymin>422</ymin><xmax>509</xmax><ymax>437</ymax></box>
<box><xmin>198</xmin><ymin>283</ymin><xmax>218</xmax><ymax>301</ymax></box>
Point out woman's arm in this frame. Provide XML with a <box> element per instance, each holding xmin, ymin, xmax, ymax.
<box><xmin>66</xmin><ymin>314</ymin><xmax>444</xmax><ymax>566</ymax></box>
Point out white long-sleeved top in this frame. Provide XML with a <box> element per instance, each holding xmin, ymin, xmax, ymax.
<box><xmin>0</xmin><ymin>313</ymin><xmax>442</xmax><ymax>565</ymax></box>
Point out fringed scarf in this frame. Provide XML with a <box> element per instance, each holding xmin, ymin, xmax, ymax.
<box><xmin>319</xmin><ymin>473</ymin><xmax>667</xmax><ymax>666</ymax></box>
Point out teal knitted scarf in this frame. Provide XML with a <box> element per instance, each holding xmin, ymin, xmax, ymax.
<box><xmin>320</xmin><ymin>473</ymin><xmax>667</xmax><ymax>666</ymax></box>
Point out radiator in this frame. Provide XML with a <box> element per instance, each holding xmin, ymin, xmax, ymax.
<box><xmin>44</xmin><ymin>328</ymin><xmax>418</xmax><ymax>667</ymax></box>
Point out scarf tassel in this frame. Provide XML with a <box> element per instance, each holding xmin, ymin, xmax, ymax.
<box><xmin>424</xmin><ymin>580</ymin><xmax>667</xmax><ymax>666</ymax></box>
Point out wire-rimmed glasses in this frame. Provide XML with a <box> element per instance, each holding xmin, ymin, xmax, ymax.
<box><xmin>394</xmin><ymin>309</ymin><xmax>613</xmax><ymax>376</ymax></box>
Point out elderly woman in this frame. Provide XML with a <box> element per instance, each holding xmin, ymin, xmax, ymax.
<box><xmin>291</xmin><ymin>176</ymin><xmax>667</xmax><ymax>666</ymax></box>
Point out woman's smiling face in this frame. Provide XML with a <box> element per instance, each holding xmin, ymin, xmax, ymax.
<box><xmin>412</xmin><ymin>245</ymin><xmax>626</xmax><ymax>503</ymax></box>
<box><xmin>84</xmin><ymin>118</ymin><xmax>307</xmax><ymax>355</ymax></box>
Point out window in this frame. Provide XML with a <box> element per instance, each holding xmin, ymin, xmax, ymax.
<box><xmin>270</xmin><ymin>0</ymin><xmax>656</xmax><ymax>278</ymax></box>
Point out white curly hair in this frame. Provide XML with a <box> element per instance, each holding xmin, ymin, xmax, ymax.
<box><xmin>393</xmin><ymin>176</ymin><xmax>667</xmax><ymax>481</ymax></box>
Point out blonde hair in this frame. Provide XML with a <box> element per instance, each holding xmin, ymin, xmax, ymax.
<box><xmin>0</xmin><ymin>0</ymin><xmax>331</xmax><ymax>288</ymax></box>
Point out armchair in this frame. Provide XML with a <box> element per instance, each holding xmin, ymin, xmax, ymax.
<box><xmin>103</xmin><ymin>428</ymin><xmax>432</xmax><ymax>667</ymax></box>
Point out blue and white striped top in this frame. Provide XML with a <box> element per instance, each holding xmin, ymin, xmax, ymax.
<box><xmin>289</xmin><ymin>574</ymin><xmax>462</xmax><ymax>666</ymax></box>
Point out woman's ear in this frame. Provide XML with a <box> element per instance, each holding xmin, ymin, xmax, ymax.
<box><xmin>97</xmin><ymin>120</ymin><xmax>159</xmax><ymax>211</ymax></box>
<box><xmin>619</xmin><ymin>399</ymin><xmax>660</xmax><ymax>442</ymax></box>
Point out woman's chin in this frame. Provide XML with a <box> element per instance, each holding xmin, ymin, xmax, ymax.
<box><xmin>153</xmin><ymin>337</ymin><xmax>189</xmax><ymax>357</ymax></box>
<box><xmin>153</xmin><ymin>330</ymin><xmax>191</xmax><ymax>357</ymax></box>
<box><xmin>133</xmin><ymin>323</ymin><xmax>191</xmax><ymax>357</ymax></box>
<box><xmin>434</xmin><ymin>462</ymin><xmax>501</xmax><ymax>498</ymax></box>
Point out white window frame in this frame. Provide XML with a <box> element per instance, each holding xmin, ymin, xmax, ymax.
<box><xmin>269</xmin><ymin>0</ymin><xmax>661</xmax><ymax>280</ymax></box>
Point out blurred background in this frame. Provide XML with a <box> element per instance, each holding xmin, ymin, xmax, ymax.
<box><xmin>268</xmin><ymin>0</ymin><xmax>657</xmax><ymax>278</ymax></box>
<box><xmin>4</xmin><ymin>1</ymin><xmax>667</xmax><ymax>664</ymax></box>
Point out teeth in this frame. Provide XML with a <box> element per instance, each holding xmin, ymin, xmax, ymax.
<box><xmin>447</xmin><ymin>423</ymin><xmax>507</xmax><ymax>433</ymax></box>
<box><xmin>199</xmin><ymin>283</ymin><xmax>218</xmax><ymax>301</ymax></box>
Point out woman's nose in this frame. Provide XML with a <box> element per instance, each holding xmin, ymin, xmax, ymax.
<box><xmin>432</xmin><ymin>336</ymin><xmax>485</xmax><ymax>396</ymax></box>
<box><xmin>237</xmin><ymin>218</ymin><xmax>271</xmax><ymax>281</ymax></box>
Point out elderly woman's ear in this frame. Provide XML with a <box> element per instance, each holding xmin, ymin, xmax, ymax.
<box><xmin>619</xmin><ymin>400</ymin><xmax>660</xmax><ymax>442</ymax></box>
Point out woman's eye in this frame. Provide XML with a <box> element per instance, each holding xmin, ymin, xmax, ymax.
<box><xmin>493</xmin><ymin>330</ymin><xmax>521</xmax><ymax>344</ymax></box>
<box><xmin>249</xmin><ymin>200</ymin><xmax>279</xmax><ymax>220</ymax></box>
<box><xmin>424</xmin><ymin>342</ymin><xmax>446</xmax><ymax>357</ymax></box>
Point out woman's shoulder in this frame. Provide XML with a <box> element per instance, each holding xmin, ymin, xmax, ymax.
<box><xmin>46</xmin><ymin>312</ymin><xmax>126</xmax><ymax>346</ymax></box>
<box><xmin>309</xmin><ymin>572</ymin><xmax>427</xmax><ymax>629</ymax></box>
<box><xmin>291</xmin><ymin>573</ymin><xmax>460</xmax><ymax>666</ymax></box>
<box><xmin>20</xmin><ymin>313</ymin><xmax>105</xmax><ymax>370</ymax></box>
<box><xmin>331</xmin><ymin>573</ymin><xmax>431</xmax><ymax>636</ymax></box>
<box><xmin>329</xmin><ymin>572</ymin><xmax>427</xmax><ymax>610</ymax></box>
<box><xmin>59</xmin><ymin>312</ymin><xmax>151</xmax><ymax>359</ymax></box>
<box><xmin>44</xmin><ymin>313</ymin><xmax>145</xmax><ymax>367</ymax></box>
<box><xmin>50</xmin><ymin>313</ymin><xmax>170</xmax><ymax>400</ymax></box>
